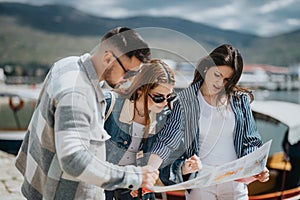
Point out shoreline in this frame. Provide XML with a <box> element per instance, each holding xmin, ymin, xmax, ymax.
<box><xmin>0</xmin><ymin>150</ymin><xmax>25</xmax><ymax>199</ymax></box>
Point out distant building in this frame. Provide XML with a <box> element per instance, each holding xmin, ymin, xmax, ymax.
<box><xmin>0</xmin><ymin>68</ymin><xmax>5</xmax><ymax>84</ymax></box>
<box><xmin>288</xmin><ymin>64</ymin><xmax>300</xmax><ymax>90</ymax></box>
<box><xmin>239</xmin><ymin>64</ymin><xmax>291</xmax><ymax>90</ymax></box>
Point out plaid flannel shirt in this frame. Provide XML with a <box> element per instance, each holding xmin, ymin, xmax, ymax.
<box><xmin>15</xmin><ymin>54</ymin><xmax>142</xmax><ymax>200</ymax></box>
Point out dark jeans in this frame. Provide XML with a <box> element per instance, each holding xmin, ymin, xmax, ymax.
<box><xmin>105</xmin><ymin>189</ymin><xmax>156</xmax><ymax>200</ymax></box>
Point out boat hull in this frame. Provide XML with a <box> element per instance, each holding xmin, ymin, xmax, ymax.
<box><xmin>0</xmin><ymin>139</ymin><xmax>22</xmax><ymax>155</ymax></box>
<box><xmin>0</xmin><ymin>130</ymin><xmax>25</xmax><ymax>155</ymax></box>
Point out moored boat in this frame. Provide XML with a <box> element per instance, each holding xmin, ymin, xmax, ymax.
<box><xmin>0</xmin><ymin>87</ymin><xmax>38</xmax><ymax>155</ymax></box>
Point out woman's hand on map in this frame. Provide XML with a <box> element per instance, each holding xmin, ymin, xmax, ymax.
<box><xmin>235</xmin><ymin>167</ymin><xmax>269</xmax><ymax>184</ymax></box>
<box><xmin>235</xmin><ymin>176</ymin><xmax>257</xmax><ymax>184</ymax></box>
<box><xmin>182</xmin><ymin>155</ymin><xmax>202</xmax><ymax>175</ymax></box>
<box><xmin>253</xmin><ymin>167</ymin><xmax>270</xmax><ymax>182</ymax></box>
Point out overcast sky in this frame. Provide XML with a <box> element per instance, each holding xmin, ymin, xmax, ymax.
<box><xmin>1</xmin><ymin>0</ymin><xmax>300</xmax><ymax>37</ymax></box>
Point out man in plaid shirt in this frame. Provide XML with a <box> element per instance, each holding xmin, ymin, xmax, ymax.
<box><xmin>15</xmin><ymin>27</ymin><xmax>159</xmax><ymax>200</ymax></box>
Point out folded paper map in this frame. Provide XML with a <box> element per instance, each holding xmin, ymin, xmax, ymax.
<box><xmin>150</xmin><ymin>140</ymin><xmax>272</xmax><ymax>193</ymax></box>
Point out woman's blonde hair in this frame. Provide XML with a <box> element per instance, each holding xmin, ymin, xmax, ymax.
<box><xmin>118</xmin><ymin>59</ymin><xmax>175</xmax><ymax>126</ymax></box>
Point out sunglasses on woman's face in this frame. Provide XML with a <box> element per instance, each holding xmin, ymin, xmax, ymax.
<box><xmin>148</xmin><ymin>92</ymin><xmax>177</xmax><ymax>104</ymax></box>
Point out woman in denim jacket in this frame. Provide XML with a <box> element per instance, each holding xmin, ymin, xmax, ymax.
<box><xmin>149</xmin><ymin>44</ymin><xmax>270</xmax><ymax>200</ymax></box>
<box><xmin>104</xmin><ymin>60</ymin><xmax>176</xmax><ymax>200</ymax></box>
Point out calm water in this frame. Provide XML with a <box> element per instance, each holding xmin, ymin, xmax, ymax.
<box><xmin>254</xmin><ymin>90</ymin><xmax>300</xmax><ymax>104</ymax></box>
<box><xmin>253</xmin><ymin>89</ymin><xmax>300</xmax><ymax>155</ymax></box>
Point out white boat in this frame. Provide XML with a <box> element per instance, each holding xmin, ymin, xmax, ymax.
<box><xmin>0</xmin><ymin>84</ymin><xmax>39</xmax><ymax>154</ymax></box>
<box><xmin>248</xmin><ymin>100</ymin><xmax>300</xmax><ymax>200</ymax></box>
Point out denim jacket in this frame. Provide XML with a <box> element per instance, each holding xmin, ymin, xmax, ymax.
<box><xmin>157</xmin><ymin>81</ymin><xmax>263</xmax><ymax>186</ymax></box>
<box><xmin>104</xmin><ymin>92</ymin><xmax>170</xmax><ymax>166</ymax></box>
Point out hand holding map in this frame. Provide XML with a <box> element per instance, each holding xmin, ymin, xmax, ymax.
<box><xmin>150</xmin><ymin>140</ymin><xmax>272</xmax><ymax>193</ymax></box>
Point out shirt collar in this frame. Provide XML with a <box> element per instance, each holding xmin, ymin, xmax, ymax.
<box><xmin>79</xmin><ymin>53</ymin><xmax>108</xmax><ymax>102</ymax></box>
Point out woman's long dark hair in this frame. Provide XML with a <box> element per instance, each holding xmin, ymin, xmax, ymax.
<box><xmin>192</xmin><ymin>44</ymin><xmax>253</xmax><ymax>102</ymax></box>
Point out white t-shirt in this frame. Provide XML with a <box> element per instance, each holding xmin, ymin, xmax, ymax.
<box><xmin>197</xmin><ymin>91</ymin><xmax>237</xmax><ymax>166</ymax></box>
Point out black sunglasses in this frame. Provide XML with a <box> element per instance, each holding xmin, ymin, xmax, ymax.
<box><xmin>112</xmin><ymin>53</ymin><xmax>141</xmax><ymax>79</ymax></box>
<box><xmin>148</xmin><ymin>92</ymin><xmax>177</xmax><ymax>104</ymax></box>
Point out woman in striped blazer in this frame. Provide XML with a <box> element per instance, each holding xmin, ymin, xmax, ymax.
<box><xmin>149</xmin><ymin>44</ymin><xmax>270</xmax><ymax>200</ymax></box>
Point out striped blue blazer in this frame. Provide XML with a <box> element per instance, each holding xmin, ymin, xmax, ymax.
<box><xmin>152</xmin><ymin>81</ymin><xmax>263</xmax><ymax>184</ymax></box>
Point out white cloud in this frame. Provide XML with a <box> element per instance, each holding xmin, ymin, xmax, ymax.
<box><xmin>75</xmin><ymin>0</ymin><xmax>123</xmax><ymax>17</ymax></box>
<box><xmin>147</xmin><ymin>6</ymin><xmax>188</xmax><ymax>17</ymax></box>
<box><xmin>259</xmin><ymin>0</ymin><xmax>295</xmax><ymax>14</ymax></box>
<box><xmin>287</xmin><ymin>18</ymin><xmax>300</xmax><ymax>26</ymax></box>
<box><xmin>218</xmin><ymin>19</ymin><xmax>242</xmax><ymax>30</ymax></box>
